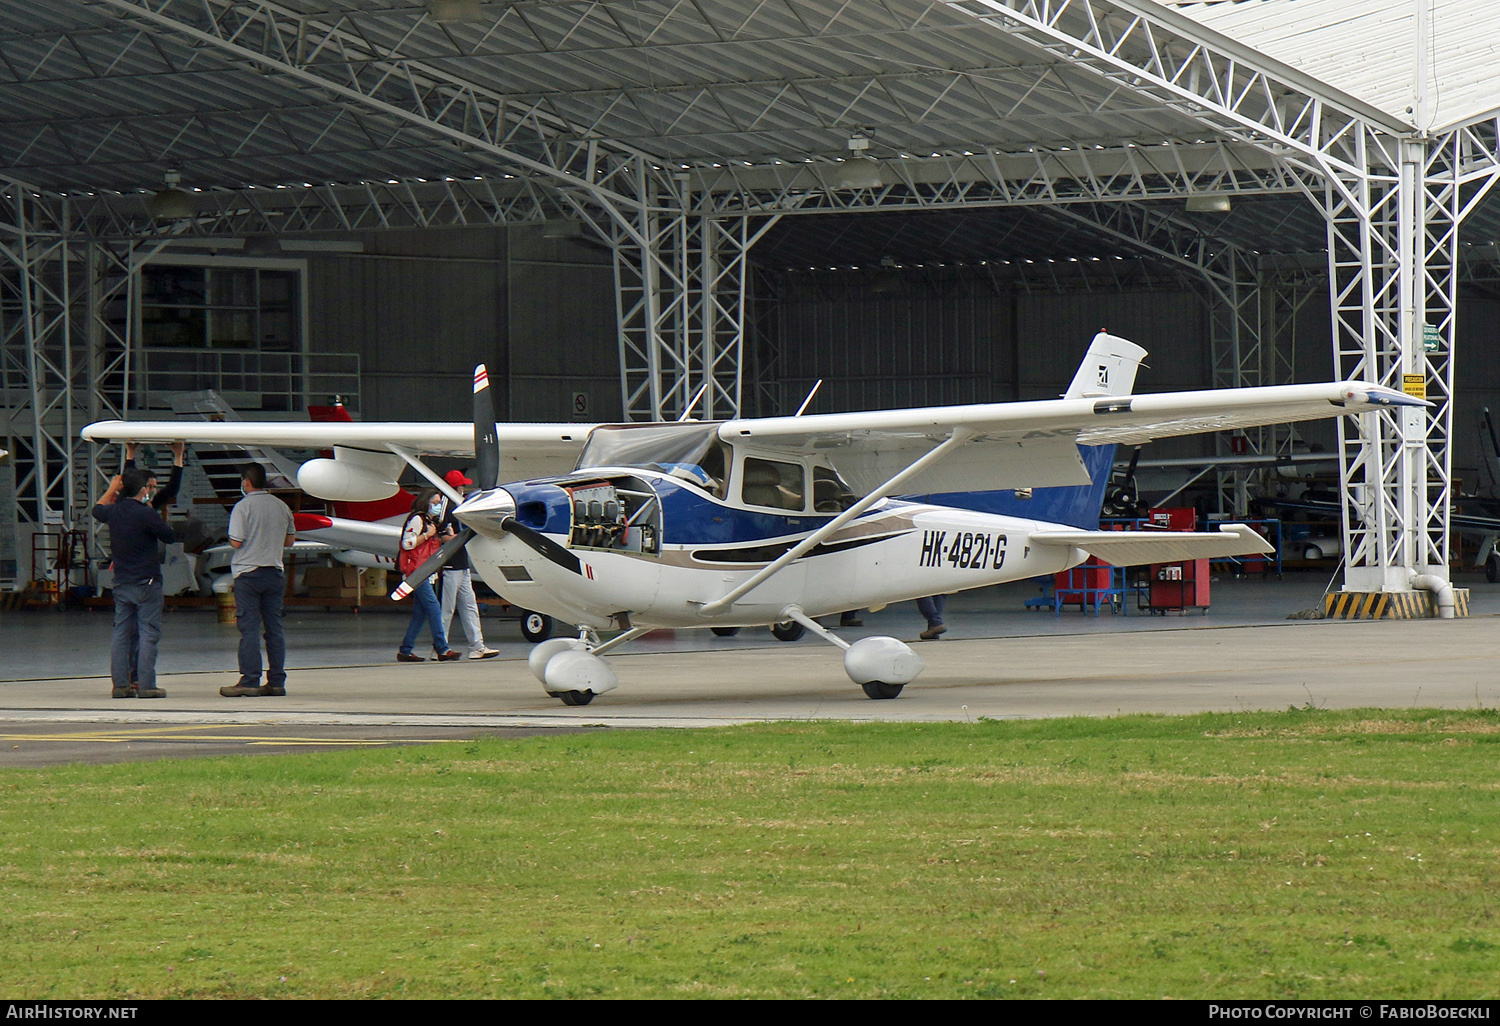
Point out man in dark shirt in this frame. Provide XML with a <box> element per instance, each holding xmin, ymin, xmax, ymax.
<box><xmin>92</xmin><ymin>466</ymin><xmax>177</xmax><ymax>698</ymax></box>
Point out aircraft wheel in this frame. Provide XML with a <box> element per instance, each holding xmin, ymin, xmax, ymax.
<box><xmin>771</xmin><ymin>620</ymin><xmax>805</xmax><ymax>642</ymax></box>
<box><xmin>861</xmin><ymin>681</ymin><xmax>904</xmax><ymax>700</ymax></box>
<box><xmin>1487</xmin><ymin>555</ymin><xmax>1498</xmax><ymax>584</ymax></box>
<box><xmin>711</xmin><ymin>626</ymin><xmax>742</xmax><ymax>637</ymax></box>
<box><xmin>520</xmin><ymin>610</ymin><xmax>554</xmax><ymax>643</ymax></box>
<box><xmin>554</xmin><ymin>690</ymin><xmax>594</xmax><ymax>707</ymax></box>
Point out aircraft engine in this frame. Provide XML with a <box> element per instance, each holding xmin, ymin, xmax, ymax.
<box><xmin>843</xmin><ymin>636</ymin><xmax>924</xmax><ymax>686</ymax></box>
<box><xmin>296</xmin><ymin>447</ymin><xmax>405</xmax><ymax>502</ymax></box>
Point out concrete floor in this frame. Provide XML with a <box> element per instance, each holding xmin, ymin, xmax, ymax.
<box><xmin>2</xmin><ymin>571</ymin><xmax>1498</xmax><ymax>765</ymax></box>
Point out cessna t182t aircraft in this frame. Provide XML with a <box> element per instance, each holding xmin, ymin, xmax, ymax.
<box><xmin>83</xmin><ymin>333</ymin><xmax>1422</xmax><ymax>706</ymax></box>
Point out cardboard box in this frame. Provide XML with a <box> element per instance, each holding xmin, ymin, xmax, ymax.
<box><xmin>305</xmin><ymin>566</ymin><xmax>359</xmax><ymax>590</ymax></box>
<box><xmin>308</xmin><ymin>587</ymin><xmax>360</xmax><ymax>600</ymax></box>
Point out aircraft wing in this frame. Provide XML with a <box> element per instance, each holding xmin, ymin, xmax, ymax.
<box><xmin>719</xmin><ymin>382</ymin><xmax>1424</xmax><ymax>494</ymax></box>
<box><xmin>1029</xmin><ymin>523</ymin><xmax>1273</xmax><ymax>565</ymax></box>
<box><xmin>80</xmin><ymin>420</ymin><xmax>593</xmax><ymax>482</ymax></box>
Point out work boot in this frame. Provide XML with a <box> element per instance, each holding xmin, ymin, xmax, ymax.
<box><xmin>918</xmin><ymin>623</ymin><xmax>948</xmax><ymax>641</ymax></box>
<box><xmin>111</xmin><ymin>685</ymin><xmax>137</xmax><ymax>699</ymax></box>
<box><xmin>259</xmin><ymin>685</ymin><xmax>286</xmax><ymax>696</ymax></box>
<box><xmin>219</xmin><ymin>683</ymin><xmax>262</xmax><ymax>697</ymax></box>
<box><xmin>136</xmin><ymin>688</ymin><xmax>167</xmax><ymax>699</ymax></box>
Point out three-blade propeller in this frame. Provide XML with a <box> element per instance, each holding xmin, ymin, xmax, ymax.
<box><xmin>390</xmin><ymin>364</ymin><xmax>570</xmax><ymax>600</ymax></box>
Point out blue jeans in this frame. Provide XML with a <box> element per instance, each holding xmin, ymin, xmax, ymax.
<box><xmin>916</xmin><ymin>594</ymin><xmax>947</xmax><ymax>627</ymax></box>
<box><xmin>400</xmin><ymin>580</ymin><xmax>449</xmax><ymax>656</ymax></box>
<box><xmin>111</xmin><ymin>579</ymin><xmax>163</xmax><ymax>690</ymax></box>
<box><xmin>234</xmin><ymin>567</ymin><xmax>287</xmax><ymax>686</ymax></box>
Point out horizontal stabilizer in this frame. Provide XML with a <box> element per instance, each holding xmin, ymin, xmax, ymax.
<box><xmin>1029</xmin><ymin>523</ymin><xmax>1273</xmax><ymax>565</ymax></box>
<box><xmin>292</xmin><ymin>512</ymin><xmax>403</xmax><ymax>558</ymax></box>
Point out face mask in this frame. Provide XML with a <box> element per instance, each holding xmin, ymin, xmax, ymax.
<box><xmin>428</xmin><ymin>504</ymin><xmax>443</xmax><ymax>517</ymax></box>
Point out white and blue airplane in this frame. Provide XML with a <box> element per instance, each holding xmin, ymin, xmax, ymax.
<box><xmin>83</xmin><ymin>333</ymin><xmax>1422</xmax><ymax>705</ymax></box>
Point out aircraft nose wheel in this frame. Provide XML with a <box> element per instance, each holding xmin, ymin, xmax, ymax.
<box><xmin>519</xmin><ymin>610</ymin><xmax>554</xmax><ymax>642</ymax></box>
<box><xmin>860</xmin><ymin>681</ymin><xmax>904</xmax><ymax>700</ymax></box>
<box><xmin>550</xmin><ymin>690</ymin><xmax>595</xmax><ymax>706</ymax></box>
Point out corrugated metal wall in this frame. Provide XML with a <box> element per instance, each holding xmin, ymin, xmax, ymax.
<box><xmin>505</xmin><ymin>227</ymin><xmax>620</xmax><ymax>423</ymax></box>
<box><xmin>306</xmin><ymin>224</ymin><xmax>617</xmax><ymax>423</ymax></box>
<box><xmin>771</xmin><ymin>280</ymin><xmax>1208</xmax><ymax>411</ymax></box>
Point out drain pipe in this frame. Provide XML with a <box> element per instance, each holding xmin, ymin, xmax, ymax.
<box><xmin>1410</xmin><ymin>573</ymin><xmax>1456</xmax><ymax>619</ymax></box>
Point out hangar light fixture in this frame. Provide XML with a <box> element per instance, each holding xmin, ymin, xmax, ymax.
<box><xmin>429</xmin><ymin>0</ymin><xmax>485</xmax><ymax>22</ymax></box>
<box><xmin>146</xmin><ymin>170</ymin><xmax>195</xmax><ymax>221</ymax></box>
<box><xmin>835</xmin><ymin>135</ymin><xmax>882</xmax><ymax>190</ymax></box>
<box><xmin>1185</xmin><ymin>195</ymin><xmax>1232</xmax><ymax>213</ymax></box>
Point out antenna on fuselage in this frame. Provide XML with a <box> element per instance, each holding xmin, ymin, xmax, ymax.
<box><xmin>678</xmin><ymin>381</ymin><xmax>711</xmax><ymax>422</ymax></box>
<box><xmin>794</xmin><ymin>379</ymin><xmax>823</xmax><ymax>417</ymax></box>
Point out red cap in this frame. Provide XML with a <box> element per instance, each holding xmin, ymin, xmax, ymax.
<box><xmin>444</xmin><ymin>469</ymin><xmax>473</xmax><ymax>487</ymax></box>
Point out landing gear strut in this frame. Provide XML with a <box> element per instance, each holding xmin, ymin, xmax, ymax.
<box><xmin>771</xmin><ymin>620</ymin><xmax>805</xmax><ymax>642</ymax></box>
<box><xmin>528</xmin><ymin>626</ymin><xmax>653</xmax><ymax>707</ymax></box>
<box><xmin>778</xmin><ymin>606</ymin><xmax>923</xmax><ymax>700</ymax></box>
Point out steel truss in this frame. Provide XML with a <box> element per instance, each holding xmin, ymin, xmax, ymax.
<box><xmin>1314</xmin><ymin>123</ymin><xmax>1500</xmax><ymax>590</ymax></box>
<box><xmin>944</xmin><ymin>0</ymin><xmax>1500</xmax><ymax>591</ymax></box>
<box><xmin>1</xmin><ymin>181</ymin><xmax>137</xmax><ymax>580</ymax></box>
<box><xmin>65</xmin><ymin>179</ymin><xmax>562</xmax><ymax>239</ymax></box>
<box><xmin>565</xmin><ymin>173</ymin><xmax>779</xmax><ymax>422</ymax></box>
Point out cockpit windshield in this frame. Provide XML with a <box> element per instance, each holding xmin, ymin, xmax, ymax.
<box><xmin>575</xmin><ymin>422</ymin><xmax>730</xmax><ymax>497</ymax></box>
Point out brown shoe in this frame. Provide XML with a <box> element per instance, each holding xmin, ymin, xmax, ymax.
<box><xmin>219</xmin><ymin>684</ymin><xmax>261</xmax><ymax>697</ymax></box>
<box><xmin>434</xmin><ymin>650</ymin><xmax>462</xmax><ymax>662</ymax></box>
<box><xmin>136</xmin><ymin>687</ymin><xmax>168</xmax><ymax>699</ymax></box>
<box><xmin>918</xmin><ymin>624</ymin><xmax>948</xmax><ymax>641</ymax></box>
<box><xmin>396</xmin><ymin>652</ymin><xmax>425</xmax><ymax>662</ymax></box>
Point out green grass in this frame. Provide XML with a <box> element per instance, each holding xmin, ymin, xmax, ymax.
<box><xmin>2</xmin><ymin>708</ymin><xmax>1499</xmax><ymax>998</ymax></box>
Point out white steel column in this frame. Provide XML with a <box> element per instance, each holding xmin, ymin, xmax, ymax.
<box><xmin>592</xmin><ymin>162</ymin><xmax>774</xmax><ymax>422</ymax></box>
<box><xmin>1322</xmin><ymin>124</ymin><xmax>1500</xmax><ymax>592</ymax></box>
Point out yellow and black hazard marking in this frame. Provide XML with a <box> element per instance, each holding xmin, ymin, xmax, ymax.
<box><xmin>1322</xmin><ymin>589</ymin><xmax>1470</xmax><ymax>620</ymax></box>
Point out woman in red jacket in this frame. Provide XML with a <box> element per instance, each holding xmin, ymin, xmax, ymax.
<box><xmin>396</xmin><ymin>488</ymin><xmax>460</xmax><ymax>662</ymax></box>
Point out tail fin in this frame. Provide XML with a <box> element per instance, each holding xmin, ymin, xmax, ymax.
<box><xmin>1064</xmin><ymin>331</ymin><xmax>1148</xmax><ymax>399</ymax></box>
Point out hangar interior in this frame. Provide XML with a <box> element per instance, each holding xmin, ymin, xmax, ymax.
<box><xmin>4</xmin><ymin>0</ymin><xmax>1500</xmax><ymax>603</ymax></box>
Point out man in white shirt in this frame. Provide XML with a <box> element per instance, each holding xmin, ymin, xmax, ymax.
<box><xmin>221</xmin><ymin>463</ymin><xmax>296</xmax><ymax>697</ymax></box>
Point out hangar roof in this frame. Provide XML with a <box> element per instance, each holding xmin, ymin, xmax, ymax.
<box><xmin>4</xmin><ymin>1</ymin><xmax>1499</xmax><ymax>264</ymax></box>
<box><xmin>0</xmin><ymin>0</ymin><xmax>1264</xmax><ymax>194</ymax></box>
<box><xmin>1169</xmin><ymin>0</ymin><xmax>1500</xmax><ymax>134</ymax></box>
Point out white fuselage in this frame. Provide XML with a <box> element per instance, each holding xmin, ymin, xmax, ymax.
<box><xmin>462</xmin><ymin>482</ymin><xmax>1085</xmax><ymax>630</ymax></box>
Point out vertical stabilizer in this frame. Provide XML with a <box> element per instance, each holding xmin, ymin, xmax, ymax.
<box><xmin>1064</xmin><ymin>331</ymin><xmax>1149</xmax><ymax>399</ymax></box>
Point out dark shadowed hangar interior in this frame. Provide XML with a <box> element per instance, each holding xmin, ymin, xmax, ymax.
<box><xmin>6</xmin><ymin>0</ymin><xmax>1500</xmax><ymax>618</ymax></box>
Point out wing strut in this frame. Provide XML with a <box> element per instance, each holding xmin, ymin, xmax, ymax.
<box><xmin>386</xmin><ymin>444</ymin><xmax>465</xmax><ymax>505</ymax></box>
<box><xmin>698</xmin><ymin>427</ymin><xmax>976</xmax><ymax>617</ymax></box>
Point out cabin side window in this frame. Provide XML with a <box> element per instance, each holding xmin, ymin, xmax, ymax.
<box><xmin>740</xmin><ymin>456</ymin><xmax>806</xmax><ymax>511</ymax></box>
<box><xmin>813</xmin><ymin>465</ymin><xmax>858</xmax><ymax>513</ymax></box>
